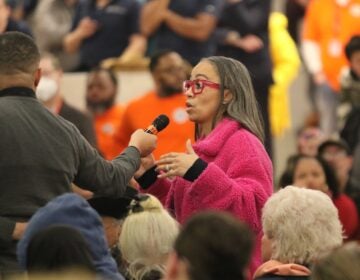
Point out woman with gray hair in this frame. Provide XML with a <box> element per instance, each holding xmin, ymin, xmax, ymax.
<box><xmin>119</xmin><ymin>194</ymin><xmax>179</xmax><ymax>280</ymax></box>
<box><xmin>136</xmin><ymin>56</ymin><xmax>273</xmax><ymax>277</ymax></box>
<box><xmin>254</xmin><ymin>186</ymin><xmax>343</xmax><ymax>280</ymax></box>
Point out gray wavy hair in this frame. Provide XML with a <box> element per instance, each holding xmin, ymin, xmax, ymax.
<box><xmin>202</xmin><ymin>56</ymin><xmax>264</xmax><ymax>143</ymax></box>
<box><xmin>262</xmin><ymin>186</ymin><xmax>343</xmax><ymax>265</ymax></box>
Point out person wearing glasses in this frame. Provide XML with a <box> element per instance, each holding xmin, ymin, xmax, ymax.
<box><xmin>136</xmin><ymin>56</ymin><xmax>273</xmax><ymax>277</ymax></box>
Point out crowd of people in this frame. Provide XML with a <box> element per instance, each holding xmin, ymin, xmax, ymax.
<box><xmin>1</xmin><ymin>0</ymin><xmax>360</xmax><ymax>279</ymax></box>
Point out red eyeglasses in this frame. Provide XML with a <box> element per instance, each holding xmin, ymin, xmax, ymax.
<box><xmin>183</xmin><ymin>79</ymin><xmax>221</xmax><ymax>95</ymax></box>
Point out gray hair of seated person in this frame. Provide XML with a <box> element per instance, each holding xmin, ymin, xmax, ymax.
<box><xmin>0</xmin><ymin>31</ymin><xmax>40</xmax><ymax>75</ymax></box>
<box><xmin>311</xmin><ymin>242</ymin><xmax>360</xmax><ymax>280</ymax></box>
<box><xmin>200</xmin><ymin>56</ymin><xmax>264</xmax><ymax>143</ymax></box>
<box><xmin>174</xmin><ymin>211</ymin><xmax>254</xmax><ymax>280</ymax></box>
<box><xmin>262</xmin><ymin>186</ymin><xmax>343</xmax><ymax>265</ymax></box>
<box><xmin>119</xmin><ymin>194</ymin><xmax>179</xmax><ymax>280</ymax></box>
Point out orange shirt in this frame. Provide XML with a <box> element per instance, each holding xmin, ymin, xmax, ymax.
<box><xmin>114</xmin><ymin>91</ymin><xmax>194</xmax><ymax>160</ymax></box>
<box><xmin>303</xmin><ymin>0</ymin><xmax>360</xmax><ymax>90</ymax></box>
<box><xmin>94</xmin><ymin>104</ymin><xmax>124</xmax><ymax>160</ymax></box>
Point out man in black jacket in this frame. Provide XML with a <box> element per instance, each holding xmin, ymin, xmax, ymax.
<box><xmin>0</xmin><ymin>31</ymin><xmax>156</xmax><ymax>277</ymax></box>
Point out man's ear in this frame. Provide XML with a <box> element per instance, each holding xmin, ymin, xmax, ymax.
<box><xmin>223</xmin><ymin>89</ymin><xmax>233</xmax><ymax>104</ymax></box>
<box><xmin>34</xmin><ymin>68</ymin><xmax>41</xmax><ymax>87</ymax></box>
<box><xmin>164</xmin><ymin>252</ymin><xmax>180</xmax><ymax>280</ymax></box>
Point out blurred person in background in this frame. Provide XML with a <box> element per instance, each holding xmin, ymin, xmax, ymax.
<box><xmin>301</xmin><ymin>0</ymin><xmax>360</xmax><ymax>137</ymax></box>
<box><xmin>85</xmin><ymin>67</ymin><xmax>124</xmax><ymax>159</ymax></box>
<box><xmin>339</xmin><ymin>35</ymin><xmax>360</xmax><ymax>152</ymax></box>
<box><xmin>296</xmin><ymin>125</ymin><xmax>325</xmax><ymax>156</ymax></box>
<box><xmin>113</xmin><ymin>50</ymin><xmax>194</xmax><ymax>160</ymax></box>
<box><xmin>32</xmin><ymin>0</ymin><xmax>80</xmax><ymax>71</ymax></box>
<box><xmin>140</xmin><ymin>0</ymin><xmax>224</xmax><ymax>66</ymax></box>
<box><xmin>64</xmin><ymin>0</ymin><xmax>146</xmax><ymax>71</ymax></box>
<box><xmin>215</xmin><ymin>0</ymin><xmax>273</xmax><ymax>157</ymax></box>
<box><xmin>0</xmin><ymin>0</ymin><xmax>31</xmax><ymax>35</ymax></box>
<box><xmin>279</xmin><ymin>154</ymin><xmax>359</xmax><ymax>240</ymax></box>
<box><xmin>38</xmin><ymin>53</ymin><xmax>97</xmax><ymax>147</ymax></box>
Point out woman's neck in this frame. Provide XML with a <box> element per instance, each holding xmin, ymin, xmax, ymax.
<box><xmin>198</xmin><ymin>118</ymin><xmax>222</xmax><ymax>138</ymax></box>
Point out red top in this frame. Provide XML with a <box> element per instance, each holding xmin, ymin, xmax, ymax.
<box><xmin>333</xmin><ymin>193</ymin><xmax>359</xmax><ymax>240</ymax></box>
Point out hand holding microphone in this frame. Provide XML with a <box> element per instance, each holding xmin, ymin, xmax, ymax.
<box><xmin>128</xmin><ymin>115</ymin><xmax>169</xmax><ymax>157</ymax></box>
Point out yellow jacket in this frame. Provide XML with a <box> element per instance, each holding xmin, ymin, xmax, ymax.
<box><xmin>269</xmin><ymin>12</ymin><xmax>300</xmax><ymax>137</ymax></box>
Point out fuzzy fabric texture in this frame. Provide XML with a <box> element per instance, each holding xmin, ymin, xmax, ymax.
<box><xmin>147</xmin><ymin>118</ymin><xmax>273</xmax><ymax>276</ymax></box>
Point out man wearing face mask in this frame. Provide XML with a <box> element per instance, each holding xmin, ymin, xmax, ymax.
<box><xmin>38</xmin><ymin>53</ymin><xmax>97</xmax><ymax>147</ymax></box>
<box><xmin>113</xmin><ymin>50</ymin><xmax>194</xmax><ymax>160</ymax></box>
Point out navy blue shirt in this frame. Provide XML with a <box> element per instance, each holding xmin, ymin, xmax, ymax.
<box><xmin>6</xmin><ymin>19</ymin><xmax>33</xmax><ymax>37</ymax></box>
<box><xmin>148</xmin><ymin>0</ymin><xmax>224</xmax><ymax>66</ymax></box>
<box><xmin>72</xmin><ymin>0</ymin><xmax>140</xmax><ymax>69</ymax></box>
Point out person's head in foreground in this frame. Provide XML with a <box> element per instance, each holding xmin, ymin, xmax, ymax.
<box><xmin>119</xmin><ymin>194</ymin><xmax>179</xmax><ymax>280</ymax></box>
<box><xmin>164</xmin><ymin>211</ymin><xmax>254</xmax><ymax>280</ymax></box>
<box><xmin>26</xmin><ymin>225</ymin><xmax>95</xmax><ymax>275</ymax></box>
<box><xmin>254</xmin><ymin>186</ymin><xmax>343</xmax><ymax>279</ymax></box>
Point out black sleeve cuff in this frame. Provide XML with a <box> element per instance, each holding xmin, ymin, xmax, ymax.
<box><xmin>183</xmin><ymin>158</ymin><xmax>208</xmax><ymax>182</ymax></box>
<box><xmin>137</xmin><ymin>166</ymin><xmax>158</xmax><ymax>190</ymax></box>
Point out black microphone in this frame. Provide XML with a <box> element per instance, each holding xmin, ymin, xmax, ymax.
<box><xmin>144</xmin><ymin>114</ymin><xmax>170</xmax><ymax>135</ymax></box>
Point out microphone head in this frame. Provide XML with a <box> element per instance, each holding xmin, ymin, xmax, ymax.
<box><xmin>153</xmin><ymin>114</ymin><xmax>170</xmax><ymax>133</ymax></box>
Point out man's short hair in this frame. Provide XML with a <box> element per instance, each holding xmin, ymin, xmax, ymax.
<box><xmin>0</xmin><ymin>31</ymin><xmax>40</xmax><ymax>75</ymax></box>
<box><xmin>318</xmin><ymin>139</ymin><xmax>351</xmax><ymax>156</ymax></box>
<box><xmin>149</xmin><ymin>49</ymin><xmax>175</xmax><ymax>73</ymax></box>
<box><xmin>89</xmin><ymin>67</ymin><xmax>118</xmax><ymax>87</ymax></box>
<box><xmin>345</xmin><ymin>35</ymin><xmax>360</xmax><ymax>60</ymax></box>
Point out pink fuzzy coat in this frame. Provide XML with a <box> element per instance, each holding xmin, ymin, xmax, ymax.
<box><xmin>147</xmin><ymin>118</ymin><xmax>273</xmax><ymax>276</ymax></box>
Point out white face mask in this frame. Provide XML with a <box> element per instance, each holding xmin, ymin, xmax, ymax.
<box><xmin>36</xmin><ymin>77</ymin><xmax>58</xmax><ymax>102</ymax></box>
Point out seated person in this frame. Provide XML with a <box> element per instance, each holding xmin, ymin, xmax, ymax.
<box><xmin>254</xmin><ymin>186</ymin><xmax>343</xmax><ymax>280</ymax></box>
<box><xmin>279</xmin><ymin>154</ymin><xmax>359</xmax><ymax>240</ymax></box>
<box><xmin>0</xmin><ymin>0</ymin><xmax>32</xmax><ymax>35</ymax></box>
<box><xmin>164</xmin><ymin>211</ymin><xmax>254</xmax><ymax>280</ymax></box>
<box><xmin>17</xmin><ymin>193</ymin><xmax>125</xmax><ymax>280</ymax></box>
<box><xmin>119</xmin><ymin>194</ymin><xmax>179</xmax><ymax>280</ymax></box>
<box><xmin>311</xmin><ymin>242</ymin><xmax>360</xmax><ymax>280</ymax></box>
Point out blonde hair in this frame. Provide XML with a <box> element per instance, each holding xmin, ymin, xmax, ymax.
<box><xmin>119</xmin><ymin>194</ymin><xmax>179</xmax><ymax>280</ymax></box>
<box><xmin>262</xmin><ymin>186</ymin><xmax>343</xmax><ymax>265</ymax></box>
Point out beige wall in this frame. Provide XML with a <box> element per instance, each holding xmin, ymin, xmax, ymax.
<box><xmin>61</xmin><ymin>70</ymin><xmax>154</xmax><ymax>111</ymax></box>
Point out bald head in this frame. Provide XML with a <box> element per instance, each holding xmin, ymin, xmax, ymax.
<box><xmin>0</xmin><ymin>31</ymin><xmax>40</xmax><ymax>75</ymax></box>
